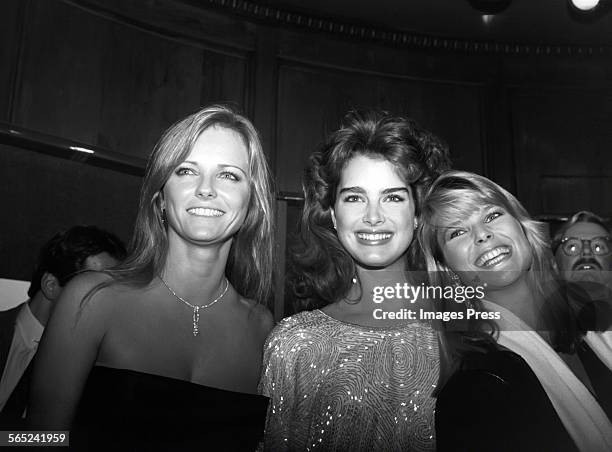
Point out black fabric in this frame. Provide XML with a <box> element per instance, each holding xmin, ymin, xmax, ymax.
<box><xmin>0</xmin><ymin>306</ymin><xmax>20</xmax><ymax>375</ymax></box>
<box><xmin>1</xmin><ymin>359</ymin><xmax>32</xmax><ymax>429</ymax></box>
<box><xmin>71</xmin><ymin>366</ymin><xmax>269</xmax><ymax>452</ymax></box>
<box><xmin>0</xmin><ymin>305</ymin><xmax>27</xmax><ymax>429</ymax></box>
<box><xmin>578</xmin><ymin>340</ymin><xmax>612</xmax><ymax>422</ymax></box>
<box><xmin>435</xmin><ymin>345</ymin><xmax>578</xmax><ymax>452</ymax></box>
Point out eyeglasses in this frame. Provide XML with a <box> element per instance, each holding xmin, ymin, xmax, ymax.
<box><xmin>560</xmin><ymin>236</ymin><xmax>612</xmax><ymax>256</ymax></box>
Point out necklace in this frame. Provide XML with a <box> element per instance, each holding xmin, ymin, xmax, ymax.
<box><xmin>159</xmin><ymin>276</ymin><xmax>229</xmax><ymax>336</ymax></box>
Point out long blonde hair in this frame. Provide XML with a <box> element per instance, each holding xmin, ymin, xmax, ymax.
<box><xmin>419</xmin><ymin>170</ymin><xmax>554</xmax><ymax>301</ymax></box>
<box><xmin>94</xmin><ymin>105</ymin><xmax>275</xmax><ymax>304</ymax></box>
<box><xmin>418</xmin><ymin>171</ymin><xmax>571</xmax><ymax>390</ymax></box>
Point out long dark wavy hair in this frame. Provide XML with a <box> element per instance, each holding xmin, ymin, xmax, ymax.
<box><xmin>291</xmin><ymin>110</ymin><xmax>451</xmax><ymax>310</ymax></box>
<box><xmin>89</xmin><ymin>105</ymin><xmax>275</xmax><ymax>304</ymax></box>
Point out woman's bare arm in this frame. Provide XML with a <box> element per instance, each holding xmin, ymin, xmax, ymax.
<box><xmin>28</xmin><ymin>272</ymin><xmax>115</xmax><ymax>429</ymax></box>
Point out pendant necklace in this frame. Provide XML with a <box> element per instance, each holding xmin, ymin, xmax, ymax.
<box><xmin>159</xmin><ymin>276</ymin><xmax>229</xmax><ymax>336</ymax></box>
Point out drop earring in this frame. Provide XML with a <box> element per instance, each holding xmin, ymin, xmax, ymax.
<box><xmin>330</xmin><ymin>209</ymin><xmax>337</xmax><ymax>231</ymax></box>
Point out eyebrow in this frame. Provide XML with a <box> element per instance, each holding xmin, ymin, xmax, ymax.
<box><xmin>182</xmin><ymin>161</ymin><xmax>248</xmax><ymax>176</ymax></box>
<box><xmin>439</xmin><ymin>205</ymin><xmax>503</xmax><ymax>229</ymax></box>
<box><xmin>443</xmin><ymin>221</ymin><xmax>462</xmax><ymax>229</ymax></box>
<box><xmin>382</xmin><ymin>187</ymin><xmax>410</xmax><ymax>195</ymax></box>
<box><xmin>338</xmin><ymin>186</ymin><xmax>409</xmax><ymax>195</ymax></box>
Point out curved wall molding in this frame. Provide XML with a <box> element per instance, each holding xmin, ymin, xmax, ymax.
<box><xmin>66</xmin><ymin>0</ymin><xmax>611</xmax><ymax>57</ymax></box>
<box><xmin>198</xmin><ymin>0</ymin><xmax>610</xmax><ymax>56</ymax></box>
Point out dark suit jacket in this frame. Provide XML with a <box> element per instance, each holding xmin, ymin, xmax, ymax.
<box><xmin>0</xmin><ymin>304</ymin><xmax>32</xmax><ymax>429</ymax></box>
<box><xmin>435</xmin><ymin>344</ymin><xmax>578</xmax><ymax>452</ymax></box>
<box><xmin>578</xmin><ymin>339</ymin><xmax>612</xmax><ymax>421</ymax></box>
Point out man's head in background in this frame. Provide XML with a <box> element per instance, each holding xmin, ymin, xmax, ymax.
<box><xmin>552</xmin><ymin>211</ymin><xmax>612</xmax><ymax>285</ymax></box>
<box><xmin>27</xmin><ymin>226</ymin><xmax>126</xmax><ymax>321</ymax></box>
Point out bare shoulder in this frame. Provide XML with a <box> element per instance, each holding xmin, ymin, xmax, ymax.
<box><xmin>66</xmin><ymin>270</ymin><xmax>113</xmax><ymax>290</ymax></box>
<box><xmin>51</xmin><ymin>271</ymin><xmax>123</xmax><ymax>323</ymax></box>
<box><xmin>239</xmin><ymin>297</ymin><xmax>275</xmax><ymax>337</ymax></box>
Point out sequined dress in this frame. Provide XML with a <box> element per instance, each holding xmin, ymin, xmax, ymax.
<box><xmin>258</xmin><ymin>309</ymin><xmax>439</xmax><ymax>451</ymax></box>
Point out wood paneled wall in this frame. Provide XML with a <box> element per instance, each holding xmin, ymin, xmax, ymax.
<box><xmin>1</xmin><ymin>0</ymin><xmax>612</xmax><ymax>316</ymax></box>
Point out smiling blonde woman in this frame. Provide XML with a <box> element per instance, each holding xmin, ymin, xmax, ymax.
<box><xmin>29</xmin><ymin>105</ymin><xmax>275</xmax><ymax>451</ymax></box>
<box><xmin>419</xmin><ymin>170</ymin><xmax>612</xmax><ymax>452</ymax></box>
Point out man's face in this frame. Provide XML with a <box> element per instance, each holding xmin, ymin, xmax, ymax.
<box><xmin>555</xmin><ymin>221</ymin><xmax>612</xmax><ymax>283</ymax></box>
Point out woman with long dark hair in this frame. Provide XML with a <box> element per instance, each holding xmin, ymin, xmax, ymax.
<box><xmin>29</xmin><ymin>105</ymin><xmax>275</xmax><ymax>451</ymax></box>
<box><xmin>419</xmin><ymin>170</ymin><xmax>612</xmax><ymax>452</ymax></box>
<box><xmin>259</xmin><ymin>110</ymin><xmax>450</xmax><ymax>451</ymax></box>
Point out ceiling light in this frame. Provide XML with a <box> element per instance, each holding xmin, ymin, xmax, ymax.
<box><xmin>571</xmin><ymin>0</ymin><xmax>600</xmax><ymax>10</ymax></box>
<box><xmin>482</xmin><ymin>15</ymin><xmax>495</xmax><ymax>25</ymax></box>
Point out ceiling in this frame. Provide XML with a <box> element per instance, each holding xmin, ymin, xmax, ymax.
<box><xmin>254</xmin><ymin>0</ymin><xmax>612</xmax><ymax>46</ymax></box>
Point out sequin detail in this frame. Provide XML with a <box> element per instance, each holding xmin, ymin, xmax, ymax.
<box><xmin>258</xmin><ymin>310</ymin><xmax>439</xmax><ymax>451</ymax></box>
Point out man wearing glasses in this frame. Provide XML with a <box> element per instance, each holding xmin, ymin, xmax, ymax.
<box><xmin>552</xmin><ymin>211</ymin><xmax>612</xmax><ymax>286</ymax></box>
<box><xmin>552</xmin><ymin>211</ymin><xmax>612</xmax><ymax>419</ymax></box>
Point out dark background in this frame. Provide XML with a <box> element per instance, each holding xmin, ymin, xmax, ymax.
<box><xmin>2</xmin><ymin>0</ymin><xmax>612</xmax><ymax>318</ymax></box>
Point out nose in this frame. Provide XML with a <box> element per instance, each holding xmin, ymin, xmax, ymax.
<box><xmin>196</xmin><ymin>175</ymin><xmax>217</xmax><ymax>199</ymax></box>
<box><xmin>362</xmin><ymin>202</ymin><xmax>384</xmax><ymax>226</ymax></box>
<box><xmin>581</xmin><ymin>239</ymin><xmax>593</xmax><ymax>256</ymax></box>
<box><xmin>473</xmin><ymin>225</ymin><xmax>493</xmax><ymax>245</ymax></box>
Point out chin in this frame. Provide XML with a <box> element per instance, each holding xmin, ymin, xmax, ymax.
<box><xmin>354</xmin><ymin>254</ymin><xmax>404</xmax><ymax>270</ymax></box>
<box><xmin>185</xmin><ymin>230</ymin><xmax>224</xmax><ymax>243</ymax></box>
<box><xmin>359</xmin><ymin>261</ymin><xmax>394</xmax><ymax>269</ymax></box>
<box><xmin>481</xmin><ymin>270</ymin><xmax>525</xmax><ymax>289</ymax></box>
<box><xmin>567</xmin><ymin>271</ymin><xmax>606</xmax><ymax>284</ymax></box>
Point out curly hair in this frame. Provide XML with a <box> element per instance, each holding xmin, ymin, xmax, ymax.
<box><xmin>291</xmin><ymin>110</ymin><xmax>451</xmax><ymax>310</ymax></box>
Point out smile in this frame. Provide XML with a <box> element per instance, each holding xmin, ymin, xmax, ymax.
<box><xmin>187</xmin><ymin>207</ymin><xmax>224</xmax><ymax>217</ymax></box>
<box><xmin>355</xmin><ymin>232</ymin><xmax>393</xmax><ymax>245</ymax></box>
<box><xmin>475</xmin><ymin>246</ymin><xmax>511</xmax><ymax>268</ymax></box>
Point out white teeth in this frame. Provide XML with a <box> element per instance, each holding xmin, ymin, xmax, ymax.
<box><xmin>187</xmin><ymin>207</ymin><xmax>223</xmax><ymax>217</ymax></box>
<box><xmin>476</xmin><ymin>246</ymin><xmax>510</xmax><ymax>267</ymax></box>
<box><xmin>357</xmin><ymin>233</ymin><xmax>391</xmax><ymax>241</ymax></box>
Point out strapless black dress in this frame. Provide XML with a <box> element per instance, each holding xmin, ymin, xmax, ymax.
<box><xmin>71</xmin><ymin>366</ymin><xmax>269</xmax><ymax>451</ymax></box>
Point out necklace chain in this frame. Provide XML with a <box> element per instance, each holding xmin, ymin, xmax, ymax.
<box><xmin>159</xmin><ymin>276</ymin><xmax>229</xmax><ymax>336</ymax></box>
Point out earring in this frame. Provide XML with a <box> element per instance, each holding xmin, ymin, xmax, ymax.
<box><xmin>352</xmin><ymin>276</ymin><xmax>358</xmax><ymax>284</ymax></box>
<box><xmin>161</xmin><ymin>209</ymin><xmax>167</xmax><ymax>227</ymax></box>
<box><xmin>414</xmin><ymin>218</ymin><xmax>418</xmax><ymax>230</ymax></box>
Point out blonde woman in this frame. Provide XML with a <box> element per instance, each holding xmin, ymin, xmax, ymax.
<box><xmin>419</xmin><ymin>171</ymin><xmax>612</xmax><ymax>452</ymax></box>
<box><xmin>30</xmin><ymin>105</ymin><xmax>275</xmax><ymax>451</ymax></box>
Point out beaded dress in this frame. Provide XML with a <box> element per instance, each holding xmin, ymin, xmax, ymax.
<box><xmin>258</xmin><ymin>309</ymin><xmax>439</xmax><ymax>451</ymax></box>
